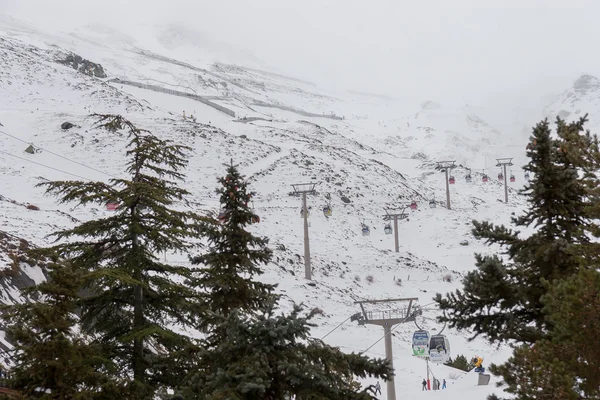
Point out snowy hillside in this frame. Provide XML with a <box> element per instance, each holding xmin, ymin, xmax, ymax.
<box><xmin>0</xmin><ymin>15</ymin><xmax>541</xmax><ymax>399</ymax></box>
<box><xmin>544</xmin><ymin>74</ymin><xmax>600</xmax><ymax>130</ymax></box>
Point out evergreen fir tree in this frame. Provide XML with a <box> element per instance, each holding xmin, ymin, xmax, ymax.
<box><xmin>183</xmin><ymin>304</ymin><xmax>392</xmax><ymax>400</ymax></box>
<box><xmin>435</xmin><ymin>117</ymin><xmax>599</xmax><ymax>344</ymax></box>
<box><xmin>181</xmin><ymin>164</ymin><xmax>392</xmax><ymax>399</ymax></box>
<box><xmin>1</xmin><ymin>262</ymin><xmax>122</xmax><ymax>398</ymax></box>
<box><xmin>444</xmin><ymin>354</ymin><xmax>473</xmax><ymax>372</ymax></box>
<box><xmin>189</xmin><ymin>160</ymin><xmax>275</xmax><ymax>330</ymax></box>
<box><xmin>36</xmin><ymin>114</ymin><xmax>205</xmax><ymax>396</ymax></box>
<box><xmin>490</xmin><ymin>268</ymin><xmax>600</xmax><ymax>400</ymax></box>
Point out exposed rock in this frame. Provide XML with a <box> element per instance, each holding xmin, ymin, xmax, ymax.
<box><xmin>57</xmin><ymin>53</ymin><xmax>107</xmax><ymax>78</ymax></box>
<box><xmin>340</xmin><ymin>195</ymin><xmax>351</xmax><ymax>204</ymax></box>
<box><xmin>61</xmin><ymin>121</ymin><xmax>75</xmax><ymax>130</ymax></box>
<box><xmin>25</xmin><ymin>204</ymin><xmax>39</xmax><ymax>211</ymax></box>
<box><xmin>460</xmin><ymin>240</ymin><xmax>469</xmax><ymax>246</ymax></box>
<box><xmin>573</xmin><ymin>74</ymin><xmax>600</xmax><ymax>94</ymax></box>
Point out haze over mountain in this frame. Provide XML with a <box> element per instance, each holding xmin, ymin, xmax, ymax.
<box><xmin>1</xmin><ymin>2</ymin><xmax>600</xmax><ymax>398</ymax></box>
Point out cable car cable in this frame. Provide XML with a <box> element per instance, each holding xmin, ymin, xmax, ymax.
<box><xmin>320</xmin><ymin>315</ymin><xmax>352</xmax><ymax>340</ymax></box>
<box><xmin>360</xmin><ymin>313</ymin><xmax>413</xmax><ymax>355</ymax></box>
<box><xmin>0</xmin><ymin>149</ymin><xmax>94</xmax><ymax>181</ymax></box>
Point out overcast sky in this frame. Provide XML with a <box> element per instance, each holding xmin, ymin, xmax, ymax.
<box><xmin>2</xmin><ymin>0</ymin><xmax>600</xmax><ymax>117</ymax></box>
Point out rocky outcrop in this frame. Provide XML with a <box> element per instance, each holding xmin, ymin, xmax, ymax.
<box><xmin>57</xmin><ymin>53</ymin><xmax>107</xmax><ymax>78</ymax></box>
<box><xmin>573</xmin><ymin>74</ymin><xmax>600</xmax><ymax>94</ymax></box>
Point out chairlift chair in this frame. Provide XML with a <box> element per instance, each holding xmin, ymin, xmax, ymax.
<box><xmin>449</xmin><ymin>176</ymin><xmax>455</xmax><ymax>184</ymax></box>
<box><xmin>384</xmin><ymin>223</ymin><xmax>393</xmax><ymax>235</ymax></box>
<box><xmin>510</xmin><ymin>174</ymin><xmax>515</xmax><ymax>183</ymax></box>
<box><xmin>410</xmin><ymin>201</ymin><xmax>418</xmax><ymax>210</ymax></box>
<box><xmin>106</xmin><ymin>201</ymin><xmax>119</xmax><ymax>211</ymax></box>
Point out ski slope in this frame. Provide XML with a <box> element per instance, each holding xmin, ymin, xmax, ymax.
<box><xmin>4</xmin><ymin>14</ymin><xmax>597</xmax><ymax>399</ymax></box>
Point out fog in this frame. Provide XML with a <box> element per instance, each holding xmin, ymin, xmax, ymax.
<box><xmin>2</xmin><ymin>0</ymin><xmax>600</xmax><ymax>118</ymax></box>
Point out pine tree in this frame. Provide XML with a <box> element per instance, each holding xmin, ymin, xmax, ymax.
<box><xmin>1</xmin><ymin>262</ymin><xmax>122</xmax><ymax>398</ymax></box>
<box><xmin>36</xmin><ymin>115</ymin><xmax>205</xmax><ymax>396</ymax></box>
<box><xmin>444</xmin><ymin>354</ymin><xmax>473</xmax><ymax>372</ymax></box>
<box><xmin>490</xmin><ymin>268</ymin><xmax>600</xmax><ymax>400</ymax></box>
<box><xmin>189</xmin><ymin>160</ymin><xmax>275</xmax><ymax>330</ymax></box>
<box><xmin>183</xmin><ymin>304</ymin><xmax>392</xmax><ymax>400</ymax></box>
<box><xmin>435</xmin><ymin>117</ymin><xmax>599</xmax><ymax>344</ymax></box>
<box><xmin>181</xmin><ymin>164</ymin><xmax>392</xmax><ymax>399</ymax></box>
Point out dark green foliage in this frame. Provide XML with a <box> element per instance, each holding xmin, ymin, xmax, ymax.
<box><xmin>1</xmin><ymin>262</ymin><xmax>122</xmax><ymax>399</ymax></box>
<box><xmin>436</xmin><ymin>117</ymin><xmax>599</xmax><ymax>344</ymax></box>
<box><xmin>190</xmin><ymin>161</ymin><xmax>275</xmax><ymax>330</ymax></box>
<box><xmin>488</xmin><ymin>343</ymin><xmax>579</xmax><ymax>400</ymax></box>
<box><xmin>540</xmin><ymin>268</ymin><xmax>600</xmax><ymax>396</ymax></box>
<box><xmin>444</xmin><ymin>354</ymin><xmax>473</xmax><ymax>372</ymax></box>
<box><xmin>182</xmin><ymin>304</ymin><xmax>392</xmax><ymax>400</ymax></box>
<box><xmin>32</xmin><ymin>115</ymin><xmax>206</xmax><ymax>395</ymax></box>
<box><xmin>181</xmin><ymin>164</ymin><xmax>392</xmax><ymax>399</ymax></box>
<box><xmin>491</xmin><ymin>269</ymin><xmax>600</xmax><ymax>399</ymax></box>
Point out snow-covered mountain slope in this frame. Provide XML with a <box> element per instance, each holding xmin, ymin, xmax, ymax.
<box><xmin>544</xmin><ymin>74</ymin><xmax>600</xmax><ymax>130</ymax></box>
<box><xmin>0</xmin><ymin>16</ymin><xmax>542</xmax><ymax>398</ymax></box>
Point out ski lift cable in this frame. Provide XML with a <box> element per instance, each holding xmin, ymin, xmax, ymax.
<box><xmin>360</xmin><ymin>312</ymin><xmax>414</xmax><ymax>355</ymax></box>
<box><xmin>320</xmin><ymin>315</ymin><xmax>353</xmax><ymax>340</ymax></box>
<box><xmin>0</xmin><ymin>130</ymin><xmax>118</xmax><ymax>179</ymax></box>
<box><xmin>0</xmin><ymin>149</ymin><xmax>94</xmax><ymax>181</ymax></box>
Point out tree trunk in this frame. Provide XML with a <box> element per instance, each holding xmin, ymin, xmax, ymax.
<box><xmin>132</xmin><ymin>230</ymin><xmax>145</xmax><ymax>382</ymax></box>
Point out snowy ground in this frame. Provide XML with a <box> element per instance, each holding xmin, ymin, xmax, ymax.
<box><xmin>0</xmin><ymin>15</ymin><xmax>575</xmax><ymax>399</ymax></box>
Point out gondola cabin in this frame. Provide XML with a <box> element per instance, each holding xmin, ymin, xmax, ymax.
<box><xmin>429</xmin><ymin>199</ymin><xmax>436</xmax><ymax>208</ymax></box>
<box><xmin>497</xmin><ymin>173</ymin><xmax>504</xmax><ymax>181</ymax></box>
<box><xmin>524</xmin><ymin>172</ymin><xmax>530</xmax><ymax>181</ymax></box>
<box><xmin>384</xmin><ymin>223</ymin><xmax>392</xmax><ymax>235</ymax></box>
<box><xmin>510</xmin><ymin>174</ymin><xmax>515</xmax><ymax>183</ymax></box>
<box><xmin>300</xmin><ymin>208</ymin><xmax>309</xmax><ymax>218</ymax></box>
<box><xmin>323</xmin><ymin>205</ymin><xmax>332</xmax><ymax>217</ymax></box>
<box><xmin>218</xmin><ymin>209</ymin><xmax>228</xmax><ymax>223</ymax></box>
<box><xmin>106</xmin><ymin>201</ymin><xmax>119</xmax><ymax>211</ymax></box>
<box><xmin>482</xmin><ymin>174</ymin><xmax>489</xmax><ymax>183</ymax></box>
<box><xmin>412</xmin><ymin>330</ymin><xmax>430</xmax><ymax>358</ymax></box>
<box><xmin>465</xmin><ymin>174</ymin><xmax>472</xmax><ymax>183</ymax></box>
<box><xmin>410</xmin><ymin>201</ymin><xmax>418</xmax><ymax>210</ymax></box>
<box><xmin>428</xmin><ymin>334</ymin><xmax>451</xmax><ymax>363</ymax></box>
<box><xmin>449</xmin><ymin>176</ymin><xmax>455</xmax><ymax>184</ymax></box>
<box><xmin>362</xmin><ymin>224</ymin><xmax>370</xmax><ymax>236</ymax></box>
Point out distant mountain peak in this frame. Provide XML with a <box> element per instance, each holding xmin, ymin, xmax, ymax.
<box><xmin>573</xmin><ymin>74</ymin><xmax>600</xmax><ymax>94</ymax></box>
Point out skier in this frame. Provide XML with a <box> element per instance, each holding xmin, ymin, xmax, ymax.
<box><xmin>422</xmin><ymin>379</ymin><xmax>427</xmax><ymax>391</ymax></box>
<box><xmin>374</xmin><ymin>381</ymin><xmax>381</xmax><ymax>395</ymax></box>
<box><xmin>442</xmin><ymin>379</ymin><xmax>446</xmax><ymax>389</ymax></box>
<box><xmin>472</xmin><ymin>356</ymin><xmax>485</xmax><ymax>374</ymax></box>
